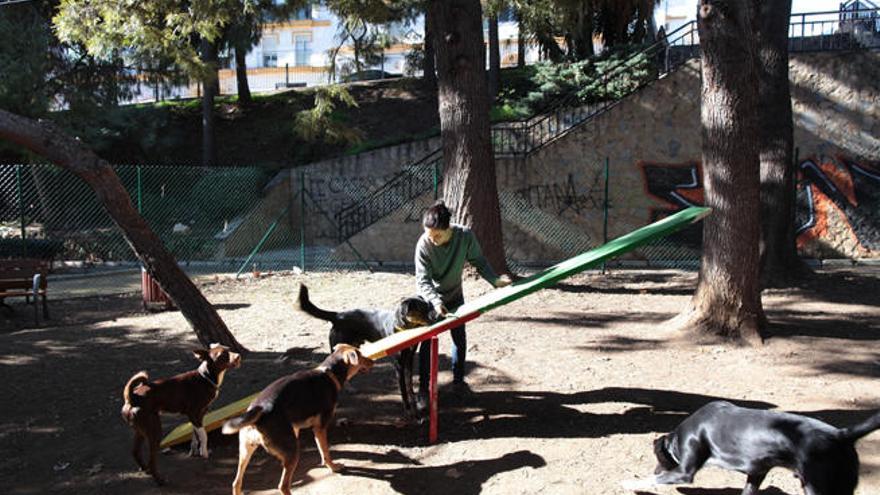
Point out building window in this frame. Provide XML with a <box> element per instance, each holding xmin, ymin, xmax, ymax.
<box><xmin>263</xmin><ymin>53</ymin><xmax>278</xmax><ymax>67</ymax></box>
<box><xmin>262</xmin><ymin>33</ymin><xmax>279</xmax><ymax>67</ymax></box>
<box><xmin>294</xmin><ymin>35</ymin><xmax>312</xmax><ymax>66</ymax></box>
<box><xmin>293</xmin><ymin>5</ymin><xmax>312</xmax><ymax>20</ymax></box>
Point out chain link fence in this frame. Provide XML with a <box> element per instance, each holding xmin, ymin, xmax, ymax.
<box><xmin>0</xmin><ymin>161</ymin><xmax>700</xmax><ymax>296</ymax></box>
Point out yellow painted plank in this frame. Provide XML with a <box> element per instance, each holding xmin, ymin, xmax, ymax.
<box><xmin>160</xmin><ymin>393</ymin><xmax>258</xmax><ymax>448</ymax></box>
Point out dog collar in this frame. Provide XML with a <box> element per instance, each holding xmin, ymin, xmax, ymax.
<box><xmin>318</xmin><ymin>366</ymin><xmax>343</xmax><ymax>392</ymax></box>
<box><xmin>197</xmin><ymin>362</ymin><xmax>219</xmax><ymax>388</ymax></box>
<box><xmin>665</xmin><ymin>437</ymin><xmax>681</xmax><ymax>465</ymax></box>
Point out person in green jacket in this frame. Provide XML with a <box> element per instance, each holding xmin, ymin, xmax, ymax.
<box><xmin>415</xmin><ymin>201</ymin><xmax>511</xmax><ymax>401</ymax></box>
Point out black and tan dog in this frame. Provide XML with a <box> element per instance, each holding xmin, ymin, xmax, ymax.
<box><xmin>297</xmin><ymin>283</ymin><xmax>437</xmax><ymax>419</ymax></box>
<box><xmin>222</xmin><ymin>344</ymin><xmax>374</xmax><ymax>495</ymax></box>
<box><xmin>121</xmin><ymin>343</ymin><xmax>241</xmax><ymax>485</ymax></box>
<box><xmin>623</xmin><ymin>400</ymin><xmax>880</xmax><ymax>495</ymax></box>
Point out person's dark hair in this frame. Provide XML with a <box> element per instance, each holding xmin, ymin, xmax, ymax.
<box><xmin>422</xmin><ymin>200</ymin><xmax>452</xmax><ymax>229</ymax></box>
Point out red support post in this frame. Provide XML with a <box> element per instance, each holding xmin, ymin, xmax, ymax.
<box><xmin>428</xmin><ymin>335</ymin><xmax>439</xmax><ymax>444</ymax></box>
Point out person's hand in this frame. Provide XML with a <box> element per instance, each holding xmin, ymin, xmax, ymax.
<box><xmin>495</xmin><ymin>274</ymin><xmax>513</xmax><ymax>288</ymax></box>
<box><xmin>434</xmin><ymin>302</ymin><xmax>449</xmax><ymax>316</ymax></box>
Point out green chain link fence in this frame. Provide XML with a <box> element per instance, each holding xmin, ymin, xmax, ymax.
<box><xmin>1</xmin><ymin>161</ymin><xmax>700</xmax><ymax>289</ymax></box>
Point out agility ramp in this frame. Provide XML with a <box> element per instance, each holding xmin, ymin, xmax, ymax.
<box><xmin>161</xmin><ymin>206</ymin><xmax>710</xmax><ymax>448</ymax></box>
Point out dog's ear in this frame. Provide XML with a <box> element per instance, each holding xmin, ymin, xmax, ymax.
<box><xmin>394</xmin><ymin>300</ymin><xmax>410</xmax><ymax>326</ymax></box>
<box><xmin>653</xmin><ymin>434</ymin><xmax>677</xmax><ymax>470</ymax></box>
<box><xmin>193</xmin><ymin>349</ymin><xmax>211</xmax><ymax>361</ymax></box>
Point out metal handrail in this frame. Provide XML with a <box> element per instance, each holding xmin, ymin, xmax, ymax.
<box><xmin>334</xmin><ymin>8</ymin><xmax>878</xmax><ymax>242</ymax></box>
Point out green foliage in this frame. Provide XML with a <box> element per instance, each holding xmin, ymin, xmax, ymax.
<box><xmin>496</xmin><ymin>44</ymin><xmax>657</xmax><ymax>116</ymax></box>
<box><xmin>0</xmin><ymin>4</ymin><xmax>52</xmax><ymax>117</ymax></box>
<box><xmin>490</xmin><ymin>101</ymin><xmax>531</xmax><ymax>122</ymax></box>
<box><xmin>54</xmin><ymin>0</ymin><xmax>248</xmax><ymax>80</ymax></box>
<box><xmin>0</xmin><ymin>238</ymin><xmax>64</xmax><ymax>260</ymax></box>
<box><xmin>294</xmin><ymin>85</ymin><xmax>364</xmax><ymax>146</ymax></box>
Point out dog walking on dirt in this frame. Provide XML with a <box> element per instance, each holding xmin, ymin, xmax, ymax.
<box><xmin>222</xmin><ymin>344</ymin><xmax>373</xmax><ymax>495</ymax></box>
<box><xmin>121</xmin><ymin>343</ymin><xmax>241</xmax><ymax>485</ymax></box>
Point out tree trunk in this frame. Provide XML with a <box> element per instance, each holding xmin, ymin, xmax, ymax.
<box><xmin>572</xmin><ymin>0</ymin><xmax>594</xmax><ymax>59</ymax></box>
<box><xmin>516</xmin><ymin>9</ymin><xmax>526</xmax><ymax>68</ymax></box>
<box><xmin>488</xmin><ymin>14</ymin><xmax>501</xmax><ymax>101</ymax></box>
<box><xmin>488</xmin><ymin>14</ymin><xmax>501</xmax><ymax>100</ymax></box>
<box><xmin>670</xmin><ymin>0</ymin><xmax>765</xmax><ymax>344</ymax></box>
<box><xmin>0</xmin><ymin>109</ymin><xmax>246</xmax><ymax>352</ymax></box>
<box><xmin>757</xmin><ymin>0</ymin><xmax>809</xmax><ymax>286</ymax></box>
<box><xmin>423</xmin><ymin>6</ymin><xmax>437</xmax><ymax>89</ymax></box>
<box><xmin>430</xmin><ymin>0</ymin><xmax>508</xmax><ymax>274</ymax></box>
<box><xmin>200</xmin><ymin>38</ymin><xmax>218</xmax><ymax>167</ymax></box>
<box><xmin>234</xmin><ymin>40</ymin><xmax>252</xmax><ymax>105</ymax></box>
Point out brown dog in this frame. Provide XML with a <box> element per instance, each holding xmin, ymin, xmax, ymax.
<box><xmin>222</xmin><ymin>344</ymin><xmax>373</xmax><ymax>495</ymax></box>
<box><xmin>121</xmin><ymin>343</ymin><xmax>242</xmax><ymax>485</ymax></box>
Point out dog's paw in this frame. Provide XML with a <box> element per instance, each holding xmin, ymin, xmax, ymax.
<box><xmin>619</xmin><ymin>477</ymin><xmax>657</xmax><ymax>491</ymax></box>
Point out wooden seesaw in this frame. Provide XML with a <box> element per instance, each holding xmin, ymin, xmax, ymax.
<box><xmin>161</xmin><ymin>206</ymin><xmax>710</xmax><ymax>448</ymax></box>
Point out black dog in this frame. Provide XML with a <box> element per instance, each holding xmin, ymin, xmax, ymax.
<box><xmin>297</xmin><ymin>284</ymin><xmax>438</xmax><ymax>420</ymax></box>
<box><xmin>623</xmin><ymin>400</ymin><xmax>880</xmax><ymax>495</ymax></box>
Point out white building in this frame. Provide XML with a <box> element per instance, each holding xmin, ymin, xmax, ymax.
<box><xmin>128</xmin><ymin>4</ymin><xmax>541</xmax><ymax>103</ymax></box>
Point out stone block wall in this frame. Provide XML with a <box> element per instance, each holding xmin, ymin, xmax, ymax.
<box><xmin>234</xmin><ymin>51</ymin><xmax>880</xmax><ymax>264</ymax></box>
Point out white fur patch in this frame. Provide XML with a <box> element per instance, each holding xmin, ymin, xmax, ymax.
<box><xmin>196</xmin><ymin>427</ymin><xmax>209</xmax><ymax>457</ymax></box>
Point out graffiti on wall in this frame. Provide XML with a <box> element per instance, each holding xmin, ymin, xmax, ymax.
<box><xmin>638</xmin><ymin>156</ymin><xmax>880</xmax><ymax>256</ymax></box>
<box><xmin>796</xmin><ymin>156</ymin><xmax>880</xmax><ymax>254</ymax></box>
<box><xmin>512</xmin><ymin>171</ymin><xmax>604</xmax><ymax>216</ymax></box>
<box><xmin>638</xmin><ymin>161</ymin><xmax>704</xmax><ymax>247</ymax></box>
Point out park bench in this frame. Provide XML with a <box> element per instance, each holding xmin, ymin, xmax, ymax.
<box><xmin>0</xmin><ymin>259</ymin><xmax>50</xmax><ymax>323</ymax></box>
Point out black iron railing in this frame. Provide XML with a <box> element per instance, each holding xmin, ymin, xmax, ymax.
<box><xmin>334</xmin><ymin>149</ymin><xmax>442</xmax><ymax>241</ymax></box>
<box><xmin>334</xmin><ymin>8</ymin><xmax>878</xmax><ymax>243</ymax></box>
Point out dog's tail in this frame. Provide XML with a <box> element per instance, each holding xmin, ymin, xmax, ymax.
<box><xmin>123</xmin><ymin>371</ymin><xmax>149</xmax><ymax>405</ymax></box>
<box><xmin>222</xmin><ymin>406</ymin><xmax>264</xmax><ymax>434</ymax></box>
<box><xmin>839</xmin><ymin>410</ymin><xmax>880</xmax><ymax>442</ymax></box>
<box><xmin>297</xmin><ymin>284</ymin><xmax>337</xmax><ymax>322</ymax></box>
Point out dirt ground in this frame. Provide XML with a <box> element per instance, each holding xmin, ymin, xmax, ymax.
<box><xmin>1</xmin><ymin>266</ymin><xmax>878</xmax><ymax>495</ymax></box>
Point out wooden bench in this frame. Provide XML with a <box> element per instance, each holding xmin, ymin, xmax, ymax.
<box><xmin>0</xmin><ymin>259</ymin><xmax>50</xmax><ymax>323</ymax></box>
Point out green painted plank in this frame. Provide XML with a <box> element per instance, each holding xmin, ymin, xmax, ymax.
<box><xmin>455</xmin><ymin>206</ymin><xmax>710</xmax><ymax>316</ymax></box>
<box><xmin>163</xmin><ymin>206</ymin><xmax>709</xmax><ymax>448</ymax></box>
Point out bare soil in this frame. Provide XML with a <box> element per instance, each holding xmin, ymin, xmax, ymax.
<box><xmin>1</xmin><ymin>267</ymin><xmax>878</xmax><ymax>495</ymax></box>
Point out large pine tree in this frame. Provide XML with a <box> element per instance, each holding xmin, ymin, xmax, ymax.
<box><xmin>429</xmin><ymin>0</ymin><xmax>508</xmax><ymax>274</ymax></box>
<box><xmin>670</xmin><ymin>0</ymin><xmax>766</xmax><ymax>343</ymax></box>
<box><xmin>756</xmin><ymin>0</ymin><xmax>809</xmax><ymax>285</ymax></box>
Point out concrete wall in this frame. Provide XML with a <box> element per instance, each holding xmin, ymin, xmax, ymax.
<box><xmin>233</xmin><ymin>51</ymin><xmax>880</xmax><ymax>264</ymax></box>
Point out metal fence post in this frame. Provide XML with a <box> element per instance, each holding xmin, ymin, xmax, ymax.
<box><xmin>602</xmin><ymin>157</ymin><xmax>610</xmax><ymax>273</ymax></box>
<box><xmin>300</xmin><ymin>171</ymin><xmax>306</xmax><ymax>272</ymax></box>
<box><xmin>286</xmin><ymin>63</ymin><xmax>290</xmax><ymax>86</ymax></box>
<box><xmin>17</xmin><ymin>164</ymin><xmax>26</xmax><ymax>257</ymax></box>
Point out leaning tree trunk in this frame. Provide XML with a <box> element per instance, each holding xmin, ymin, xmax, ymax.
<box><xmin>430</xmin><ymin>0</ymin><xmax>508</xmax><ymax>274</ymax></box>
<box><xmin>200</xmin><ymin>38</ymin><xmax>219</xmax><ymax>166</ymax></box>
<box><xmin>234</xmin><ymin>41</ymin><xmax>253</xmax><ymax>105</ymax></box>
<box><xmin>488</xmin><ymin>14</ymin><xmax>501</xmax><ymax>100</ymax></box>
<box><xmin>423</xmin><ymin>6</ymin><xmax>437</xmax><ymax>89</ymax></box>
<box><xmin>670</xmin><ymin>0</ymin><xmax>766</xmax><ymax>344</ymax></box>
<box><xmin>0</xmin><ymin>109</ymin><xmax>246</xmax><ymax>352</ymax></box>
<box><xmin>757</xmin><ymin>0</ymin><xmax>809</xmax><ymax>286</ymax></box>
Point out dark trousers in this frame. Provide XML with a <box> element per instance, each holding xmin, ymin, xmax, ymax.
<box><xmin>418</xmin><ymin>299</ymin><xmax>466</xmax><ymax>395</ymax></box>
